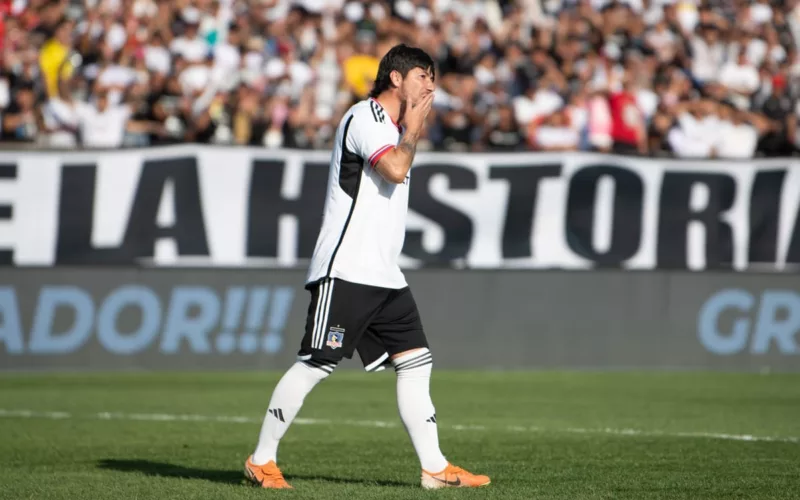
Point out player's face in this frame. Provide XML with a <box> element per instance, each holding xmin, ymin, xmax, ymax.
<box><xmin>402</xmin><ymin>67</ymin><xmax>435</xmax><ymax>106</ymax></box>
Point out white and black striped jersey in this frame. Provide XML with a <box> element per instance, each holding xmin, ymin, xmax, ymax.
<box><xmin>305</xmin><ymin>98</ymin><xmax>411</xmax><ymax>289</ymax></box>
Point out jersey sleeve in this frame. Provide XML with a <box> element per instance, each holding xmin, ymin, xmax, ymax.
<box><xmin>348</xmin><ymin>111</ymin><xmax>400</xmax><ymax>168</ymax></box>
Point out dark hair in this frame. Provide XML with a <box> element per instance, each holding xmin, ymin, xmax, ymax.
<box><xmin>368</xmin><ymin>44</ymin><xmax>435</xmax><ymax>98</ymax></box>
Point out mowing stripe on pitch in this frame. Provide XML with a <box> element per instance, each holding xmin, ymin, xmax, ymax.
<box><xmin>0</xmin><ymin>408</ymin><xmax>796</xmax><ymax>444</ymax></box>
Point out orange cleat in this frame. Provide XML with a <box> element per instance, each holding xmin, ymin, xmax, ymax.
<box><xmin>421</xmin><ymin>463</ymin><xmax>491</xmax><ymax>489</ymax></box>
<box><xmin>244</xmin><ymin>455</ymin><xmax>293</xmax><ymax>489</ymax></box>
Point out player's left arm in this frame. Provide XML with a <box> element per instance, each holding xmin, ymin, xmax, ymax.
<box><xmin>349</xmin><ymin>113</ymin><xmax>402</xmax><ymax>180</ymax></box>
<box><xmin>369</xmin><ymin>94</ymin><xmax>433</xmax><ymax>183</ymax></box>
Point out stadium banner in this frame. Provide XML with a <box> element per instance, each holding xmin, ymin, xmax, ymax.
<box><xmin>0</xmin><ymin>268</ymin><xmax>797</xmax><ymax>372</ymax></box>
<box><xmin>0</xmin><ymin>145</ymin><xmax>799</xmax><ymax>271</ymax></box>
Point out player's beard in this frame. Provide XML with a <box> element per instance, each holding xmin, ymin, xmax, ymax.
<box><xmin>402</xmin><ymin>88</ymin><xmax>420</xmax><ymax>109</ymax></box>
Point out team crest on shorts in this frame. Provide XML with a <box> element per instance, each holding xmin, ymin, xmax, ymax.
<box><xmin>326</xmin><ymin>327</ymin><xmax>345</xmax><ymax>349</ymax></box>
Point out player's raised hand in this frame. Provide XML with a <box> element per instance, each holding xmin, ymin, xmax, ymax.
<box><xmin>403</xmin><ymin>92</ymin><xmax>434</xmax><ymax>133</ymax></box>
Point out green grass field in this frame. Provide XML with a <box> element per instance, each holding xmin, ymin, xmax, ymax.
<box><xmin>0</xmin><ymin>370</ymin><xmax>799</xmax><ymax>500</ymax></box>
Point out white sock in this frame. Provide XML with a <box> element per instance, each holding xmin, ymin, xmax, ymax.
<box><xmin>393</xmin><ymin>348</ymin><xmax>449</xmax><ymax>473</ymax></box>
<box><xmin>251</xmin><ymin>360</ymin><xmax>334</xmax><ymax>465</ymax></box>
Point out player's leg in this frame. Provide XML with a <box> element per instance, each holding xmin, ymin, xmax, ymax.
<box><xmin>245</xmin><ymin>352</ymin><xmax>327</xmax><ymax>488</ymax></box>
<box><xmin>246</xmin><ymin>278</ymin><xmax>383</xmax><ymax>488</ymax></box>
<box><xmin>368</xmin><ymin>288</ymin><xmax>490</xmax><ymax>488</ymax></box>
<box><xmin>245</xmin><ymin>279</ymin><xmax>336</xmax><ymax>488</ymax></box>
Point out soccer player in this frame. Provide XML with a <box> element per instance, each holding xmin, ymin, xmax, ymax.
<box><xmin>243</xmin><ymin>44</ymin><xmax>491</xmax><ymax>490</ymax></box>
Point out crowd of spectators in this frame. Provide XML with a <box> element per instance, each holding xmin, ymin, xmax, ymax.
<box><xmin>2</xmin><ymin>0</ymin><xmax>800</xmax><ymax>158</ymax></box>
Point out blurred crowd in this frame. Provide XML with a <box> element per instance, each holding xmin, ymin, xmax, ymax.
<box><xmin>2</xmin><ymin>0</ymin><xmax>800</xmax><ymax>158</ymax></box>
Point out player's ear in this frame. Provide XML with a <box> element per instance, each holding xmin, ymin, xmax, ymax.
<box><xmin>390</xmin><ymin>69</ymin><xmax>403</xmax><ymax>89</ymax></box>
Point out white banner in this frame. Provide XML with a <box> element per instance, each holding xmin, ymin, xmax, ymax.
<box><xmin>0</xmin><ymin>145</ymin><xmax>799</xmax><ymax>271</ymax></box>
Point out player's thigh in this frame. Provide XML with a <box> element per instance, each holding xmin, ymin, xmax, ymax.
<box><xmin>298</xmin><ymin>278</ymin><xmax>388</xmax><ymax>365</ymax></box>
<box><xmin>368</xmin><ymin>287</ymin><xmax>429</xmax><ymax>358</ymax></box>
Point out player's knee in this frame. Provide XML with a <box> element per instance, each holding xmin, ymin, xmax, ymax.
<box><xmin>392</xmin><ymin>347</ymin><xmax>432</xmax><ymax>376</ymax></box>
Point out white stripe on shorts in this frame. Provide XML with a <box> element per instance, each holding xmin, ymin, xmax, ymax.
<box><xmin>313</xmin><ymin>279</ymin><xmax>335</xmax><ymax>350</ymax></box>
<box><xmin>364</xmin><ymin>352</ymin><xmax>389</xmax><ymax>372</ymax></box>
<box><xmin>317</xmin><ymin>280</ymin><xmax>335</xmax><ymax>349</ymax></box>
<box><xmin>311</xmin><ymin>280</ymin><xmax>328</xmax><ymax>349</ymax></box>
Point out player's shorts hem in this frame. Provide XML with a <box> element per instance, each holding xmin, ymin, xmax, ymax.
<box><xmin>297</xmin><ymin>349</ymin><xmax>352</xmax><ymax>364</ymax></box>
<box><xmin>364</xmin><ymin>352</ymin><xmax>390</xmax><ymax>372</ymax></box>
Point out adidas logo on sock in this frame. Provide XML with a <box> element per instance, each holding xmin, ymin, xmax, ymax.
<box><xmin>426</xmin><ymin>414</ymin><xmax>437</xmax><ymax>424</ymax></box>
<box><xmin>268</xmin><ymin>408</ymin><xmax>285</xmax><ymax>422</ymax></box>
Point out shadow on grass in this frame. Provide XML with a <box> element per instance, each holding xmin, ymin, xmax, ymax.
<box><xmin>97</xmin><ymin>459</ymin><xmax>412</xmax><ymax>488</ymax></box>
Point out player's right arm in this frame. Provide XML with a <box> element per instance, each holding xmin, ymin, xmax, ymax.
<box><xmin>373</xmin><ymin>93</ymin><xmax>434</xmax><ymax>184</ymax></box>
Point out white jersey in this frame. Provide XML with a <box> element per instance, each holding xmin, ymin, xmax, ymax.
<box><xmin>306</xmin><ymin>98</ymin><xmax>410</xmax><ymax>289</ymax></box>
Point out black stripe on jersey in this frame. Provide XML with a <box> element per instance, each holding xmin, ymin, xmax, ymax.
<box><xmin>370</xmin><ymin>100</ymin><xmax>385</xmax><ymax>123</ymax></box>
<box><xmin>369</xmin><ymin>101</ymin><xmax>380</xmax><ymax>122</ymax></box>
<box><xmin>338</xmin><ymin>116</ymin><xmax>361</xmax><ymax>198</ymax></box>
<box><xmin>326</xmin><ymin>114</ymin><xmax>363</xmax><ymax>279</ymax></box>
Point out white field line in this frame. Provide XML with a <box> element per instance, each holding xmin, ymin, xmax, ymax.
<box><xmin>0</xmin><ymin>408</ymin><xmax>797</xmax><ymax>444</ymax></box>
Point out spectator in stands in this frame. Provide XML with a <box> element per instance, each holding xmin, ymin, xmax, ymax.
<box><xmin>1</xmin><ymin>80</ymin><xmax>39</xmax><ymax>143</ymax></box>
<box><xmin>41</xmin><ymin>79</ymin><xmax>80</xmax><ymax>148</ymax></box>
<box><xmin>480</xmin><ymin>102</ymin><xmax>525</xmax><ymax>151</ymax></box>
<box><xmin>532</xmin><ymin>107</ymin><xmax>580</xmax><ymax>151</ymax></box>
<box><xmin>39</xmin><ymin>17</ymin><xmax>76</xmax><ymax>99</ymax></box>
<box><xmin>608</xmin><ymin>71</ymin><xmax>648</xmax><ymax>155</ymax></box>
<box><xmin>758</xmin><ymin>74</ymin><xmax>796</xmax><ymax>156</ymax></box>
<box><xmin>0</xmin><ymin>0</ymin><xmax>799</xmax><ymax>159</ymax></box>
<box><xmin>714</xmin><ymin>101</ymin><xmax>772</xmax><ymax>159</ymax></box>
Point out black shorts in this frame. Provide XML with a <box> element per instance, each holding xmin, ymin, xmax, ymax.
<box><xmin>296</xmin><ymin>277</ymin><xmax>429</xmax><ymax>372</ymax></box>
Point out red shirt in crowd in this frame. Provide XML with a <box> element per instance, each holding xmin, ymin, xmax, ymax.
<box><xmin>0</xmin><ymin>1</ymin><xmax>8</xmax><ymax>50</ymax></box>
<box><xmin>608</xmin><ymin>91</ymin><xmax>643</xmax><ymax>146</ymax></box>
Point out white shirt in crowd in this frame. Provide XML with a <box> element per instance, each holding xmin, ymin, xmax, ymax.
<box><xmin>75</xmin><ymin>102</ymin><xmax>132</xmax><ymax>148</ymax></box>
<box><xmin>646</xmin><ymin>25</ymin><xmax>675</xmax><ymax>51</ymax></box>
<box><xmin>718</xmin><ymin>62</ymin><xmax>759</xmax><ymax>94</ymax></box>
<box><xmin>97</xmin><ymin>65</ymin><xmax>138</xmax><ymax>89</ymax></box>
<box><xmin>636</xmin><ymin>88</ymin><xmax>659</xmax><ymax>121</ymax></box>
<box><xmin>513</xmin><ymin>89</ymin><xmax>564</xmax><ymax>125</ymax></box>
<box><xmin>104</xmin><ymin>22</ymin><xmax>127</xmax><ymax>52</ymax></box>
<box><xmin>180</xmin><ymin>65</ymin><xmax>212</xmax><ymax>94</ymax></box>
<box><xmin>535</xmin><ymin>126</ymin><xmax>579</xmax><ymax>149</ymax></box>
<box><xmin>669</xmin><ymin>112</ymin><xmax>718</xmax><ymax>158</ymax></box>
<box><xmin>690</xmin><ymin>36</ymin><xmax>725</xmax><ymax>82</ymax></box>
<box><xmin>42</xmin><ymin>98</ymin><xmax>80</xmax><ymax>148</ymax></box>
<box><xmin>675</xmin><ymin>0</ymin><xmax>701</xmax><ymax>33</ymax></box>
<box><xmin>264</xmin><ymin>59</ymin><xmax>315</xmax><ymax>100</ymax></box>
<box><xmin>669</xmin><ymin>112</ymin><xmax>758</xmax><ymax>158</ymax></box>
<box><xmin>145</xmin><ymin>44</ymin><xmax>172</xmax><ymax>74</ymax></box>
<box><xmin>668</xmin><ymin>128</ymin><xmax>713</xmax><ymax>158</ymax></box>
<box><xmin>748</xmin><ymin>2</ymin><xmax>773</xmax><ymax>25</ymax></box>
<box><xmin>714</xmin><ymin>122</ymin><xmax>759</xmax><ymax>159</ymax></box>
<box><xmin>170</xmin><ymin>36</ymin><xmax>210</xmax><ymax>63</ymax></box>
